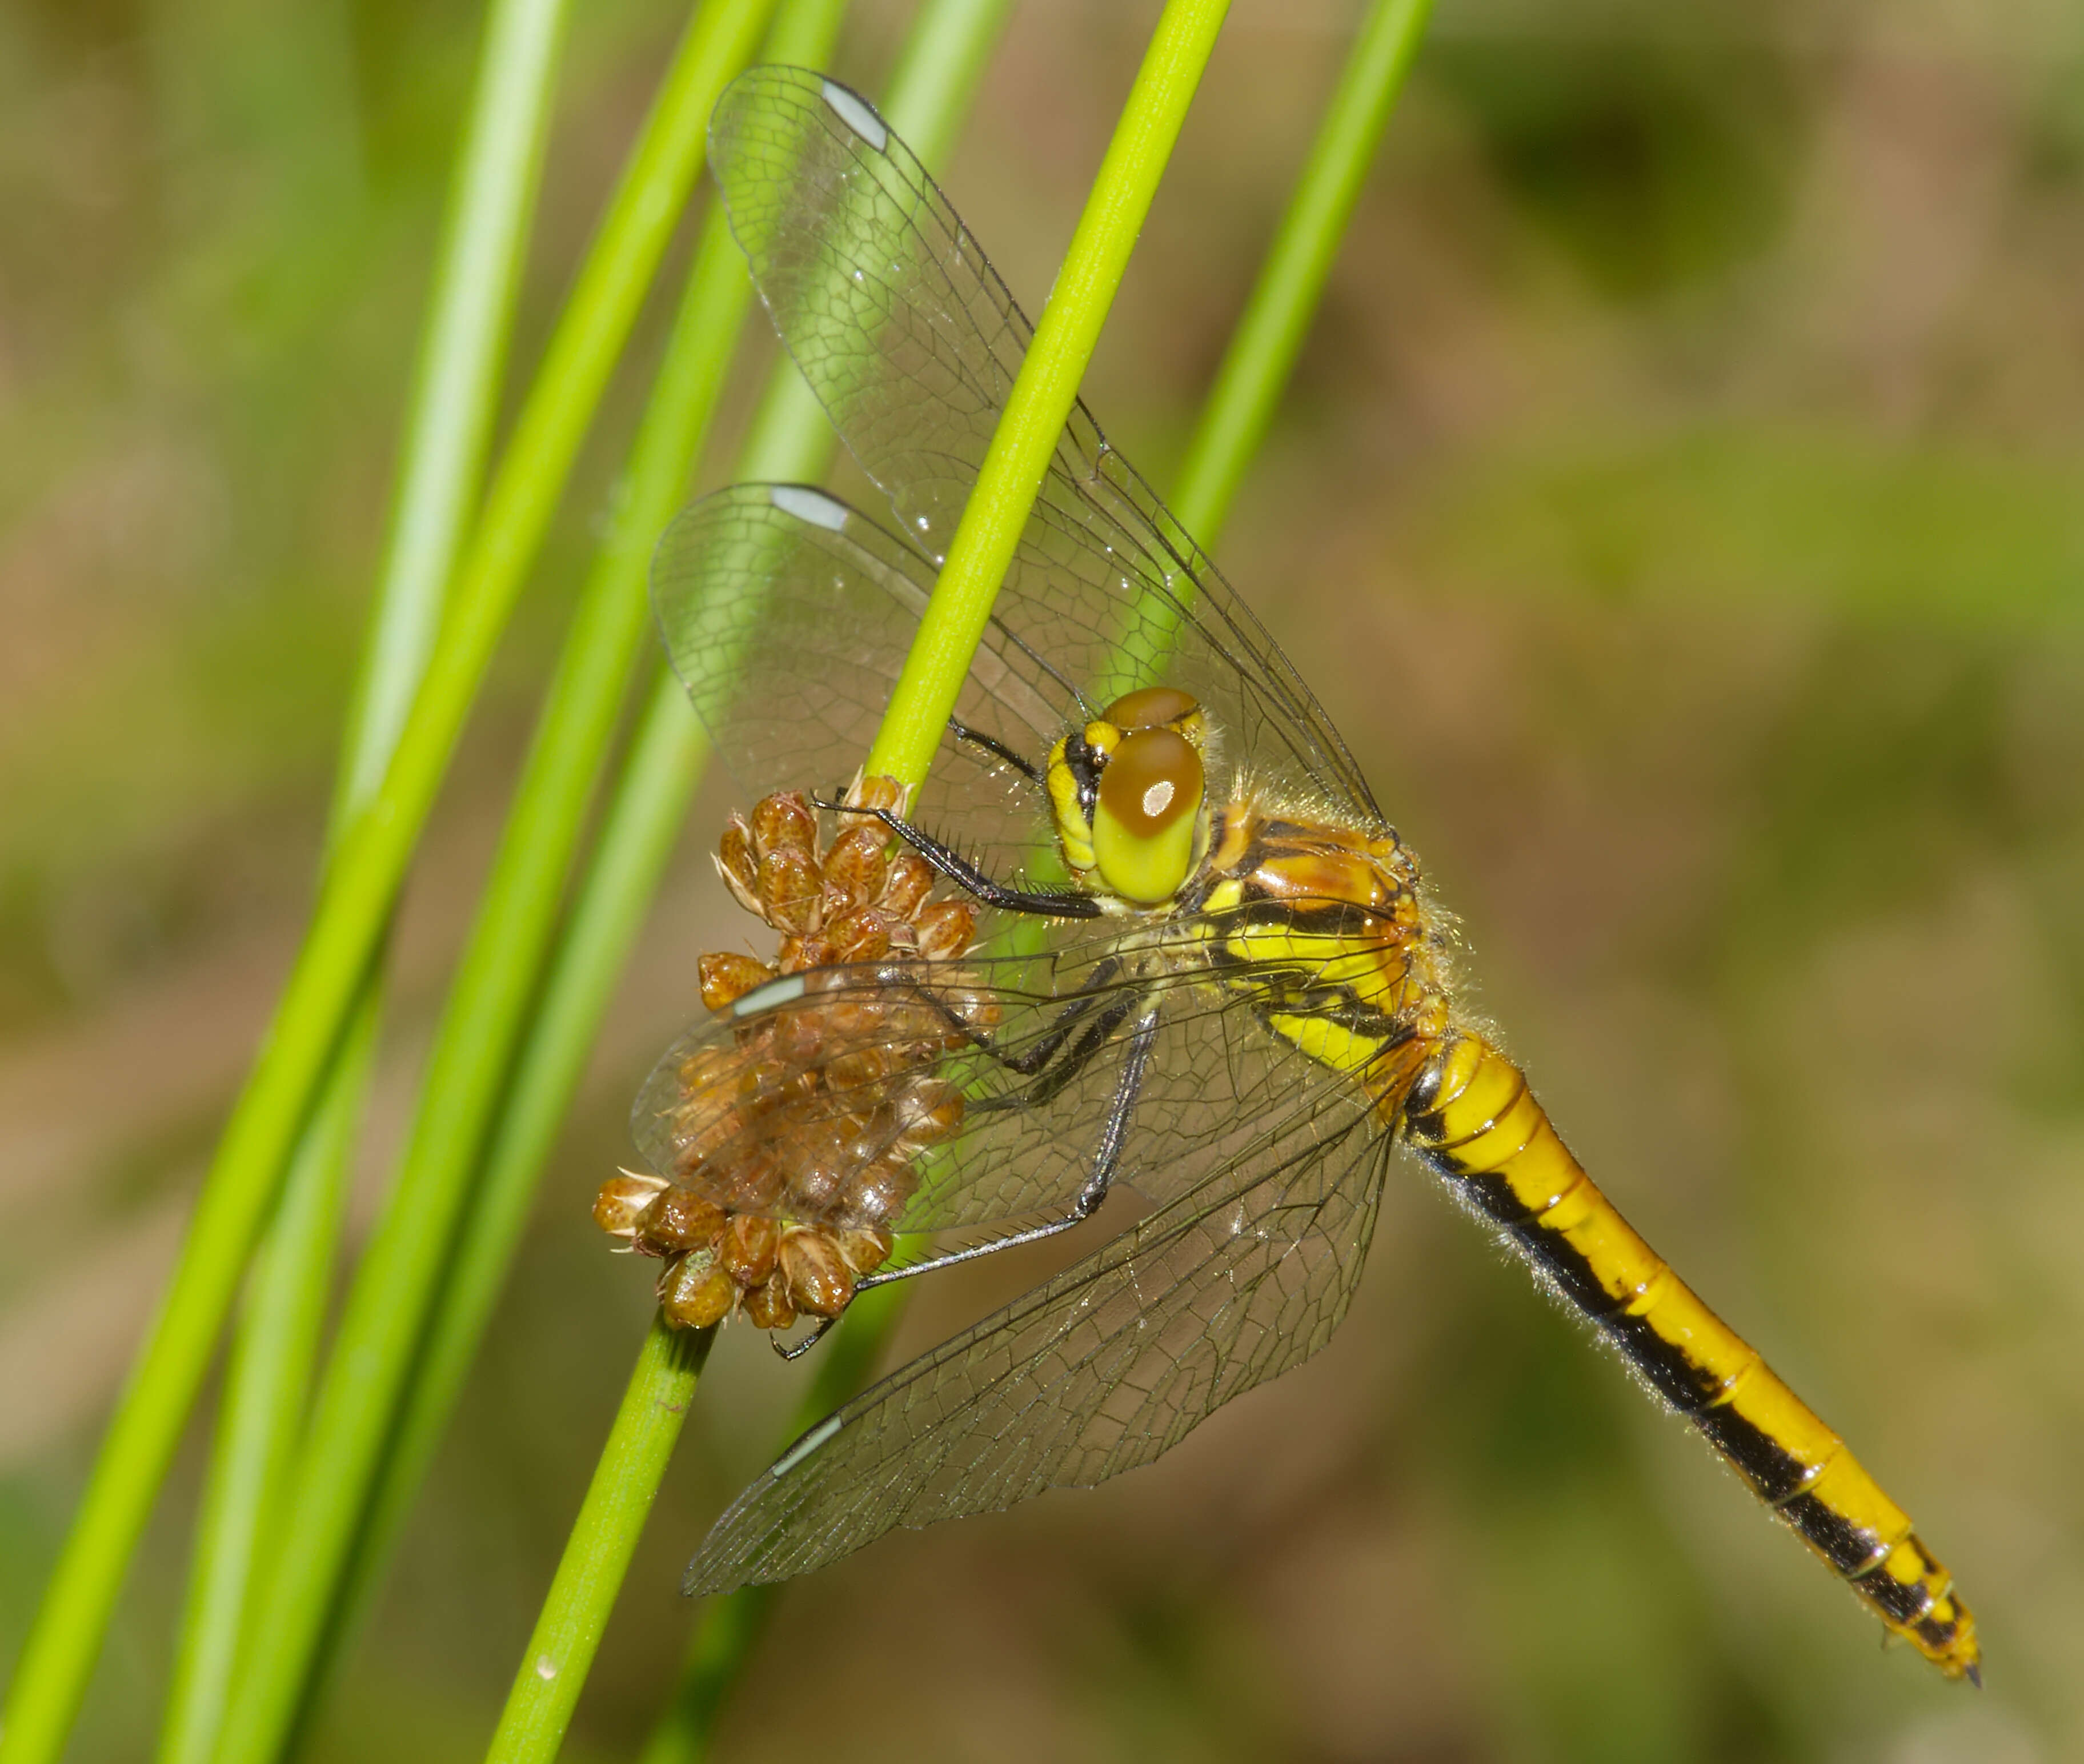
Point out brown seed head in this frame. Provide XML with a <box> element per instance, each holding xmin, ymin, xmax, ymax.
<box><xmin>756</xmin><ymin>848</ymin><xmax>822</xmax><ymax>934</ymax></box>
<box><xmin>782</xmin><ymin>1122</ymin><xmax>851</xmax><ymax>1217</ymax></box>
<box><xmin>750</xmin><ymin>791</ymin><xmax>817</xmax><ymax>861</ymax></box>
<box><xmin>715</xmin><ymin>819</ymin><xmax>761</xmax><ymax>915</ymax></box>
<box><xmin>842</xmin><ymin>1156</ymin><xmax>920</xmax><ymax>1225</ymax></box>
<box><xmin>702</xmin><ymin>1140</ymin><xmax>786</xmax><ymax>1212</ymax></box>
<box><xmin>891</xmin><ymin>1076</ymin><xmax>965</xmax><ymax>1152</ymax></box>
<box><xmin>718</xmin><ymin>1212</ymin><xmax>781</xmax><ymax>1286</ymax></box>
<box><xmin>823</xmin><ymin>909</ymin><xmax>892</xmax><ymax>964</ymax></box>
<box><xmin>779</xmin><ymin>1228</ymin><xmax>858</xmax><ymax>1317</ymax></box>
<box><xmin>913</xmin><ymin>899</ymin><xmax>976</xmax><ymax>962</ymax></box>
<box><xmin>842</xmin><ymin>773</ymin><xmax>907</xmax><ymax>819</ymax></box>
<box><xmin>699</xmin><ymin>951</ymin><xmax>775</xmax><ymax>1013</ymax></box>
<box><xmin>821</xmin><ymin>824</ymin><xmax>889</xmax><ymax>915</ymax></box>
<box><xmin>635</xmin><ymin>1185</ymin><xmax>728</xmax><ymax>1256</ymax></box>
<box><xmin>824</xmin><ymin>1045</ymin><xmax>891</xmax><ymax>1095</ymax></box>
<box><xmin>669</xmin><ymin>1072</ymin><xmax>740</xmax><ymax>1171</ymax></box>
<box><xmin>775</xmin><ymin>930</ymin><xmax>828</xmax><ymax>972</ymax></box>
<box><xmin>742</xmin><ymin>1269</ymin><xmax>797</xmax><ymax>1332</ymax></box>
<box><xmin>657</xmin><ymin>1253</ymin><xmax>735</xmax><ymax>1330</ymax></box>
<box><xmin>592</xmin><ymin>1169</ymin><xmax>667</xmax><ymax>1238</ymax></box>
<box><xmin>833</xmin><ymin>1224</ymin><xmax>894</xmax><ymax>1274</ymax></box>
<box><xmin>881</xmin><ymin>853</ymin><xmax>933</xmax><ymax>919</ymax></box>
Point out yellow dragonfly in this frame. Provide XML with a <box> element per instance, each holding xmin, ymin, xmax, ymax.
<box><xmin>626</xmin><ymin>65</ymin><xmax>1978</xmax><ymax>1682</ymax></box>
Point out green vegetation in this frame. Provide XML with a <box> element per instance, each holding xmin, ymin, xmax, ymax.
<box><xmin>1</xmin><ymin>1</ymin><xmax>2078</xmax><ymax>1759</ymax></box>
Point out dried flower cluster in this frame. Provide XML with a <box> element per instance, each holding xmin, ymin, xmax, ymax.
<box><xmin>595</xmin><ymin>777</ymin><xmax>994</xmax><ymax>1333</ymax></box>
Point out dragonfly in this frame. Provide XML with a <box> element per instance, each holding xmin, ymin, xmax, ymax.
<box><xmin>629</xmin><ymin>64</ymin><xmax>1979</xmax><ymax>1682</ymax></box>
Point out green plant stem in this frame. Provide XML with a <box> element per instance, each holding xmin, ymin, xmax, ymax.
<box><xmin>472</xmin><ymin>2</ymin><xmax>1036</xmax><ymax>1755</ymax></box>
<box><xmin>344</xmin><ymin>0</ymin><xmax>863</xmax><ymax>1646</ymax></box>
<box><xmin>488</xmin><ymin>3</ymin><xmax>1224</xmax><ymax>1757</ymax></box>
<box><xmin>624</xmin><ymin>5</ymin><xmax>1020</xmax><ymax>1751</ymax></box>
<box><xmin>634</xmin><ymin>1282</ymin><xmax>902</xmax><ymax>1763</ymax></box>
<box><xmin>349</xmin><ymin>668</ymin><xmax>713</xmax><ymax>1627</ymax></box>
<box><xmin>5</xmin><ymin>6</ymin><xmax>772</xmax><ymax>1751</ymax></box>
<box><xmin>638</xmin><ymin>2</ymin><xmax>1438</xmax><ymax>1747</ymax></box>
<box><xmin>335</xmin><ymin>0</ymin><xmax>574</xmax><ymax>813</ymax></box>
<box><xmin>1168</xmin><ymin>0</ymin><xmax>1432</xmax><ymax>552</ymax></box>
<box><xmin>157</xmin><ymin>6</ymin><xmax>574</xmax><ymax>1758</ymax></box>
<box><xmin>484</xmin><ymin>1320</ymin><xmax>714</xmax><ymax>1764</ymax></box>
<box><xmin>157</xmin><ymin>1000</ymin><xmax>377</xmax><ymax>1764</ymax></box>
<box><xmin>208</xmin><ymin>12</ymin><xmax>785</xmax><ymax>1764</ymax></box>
<box><xmin>313</xmin><ymin>0</ymin><xmax>857</xmax><ymax>1685</ymax></box>
<box><xmin>225</xmin><ymin>223</ymin><xmax>752</xmax><ymax>1764</ymax></box>
<box><xmin>864</xmin><ymin>0</ymin><xmax>1232</xmax><ymax>788</ymax></box>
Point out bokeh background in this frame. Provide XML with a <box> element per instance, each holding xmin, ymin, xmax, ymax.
<box><xmin>3</xmin><ymin>0</ymin><xmax>2081</xmax><ymax>1758</ymax></box>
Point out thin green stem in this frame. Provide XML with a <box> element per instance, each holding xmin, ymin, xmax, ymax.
<box><xmin>6</xmin><ymin>7</ymin><xmax>768</xmax><ymax>1751</ymax></box>
<box><xmin>864</xmin><ymin>0</ymin><xmax>1232</xmax><ymax>788</ymax></box>
<box><xmin>1168</xmin><ymin>0</ymin><xmax>1433</xmax><ymax>552</ymax></box>
<box><xmin>335</xmin><ymin>0</ymin><xmax>574</xmax><ymax>814</ymax></box>
<box><xmin>484</xmin><ymin>1320</ymin><xmax>713</xmax><ymax>1764</ymax></box>
<box><xmin>314</xmin><ymin>0</ymin><xmax>861</xmax><ymax>1706</ymax></box>
<box><xmin>157</xmin><ymin>6</ymin><xmax>573</xmax><ymax>1757</ymax></box>
<box><xmin>869</xmin><ymin>0</ymin><xmax>1012</xmax><ymax>171</ymax></box>
<box><xmin>346</xmin><ymin>0</ymin><xmax>864</xmax><ymax>1645</ymax></box>
<box><xmin>157</xmin><ymin>998</ymin><xmax>376</xmax><ymax>1764</ymax></box>
<box><xmin>210</xmin><ymin>10</ymin><xmax>783</xmax><ymax>1763</ymax></box>
<box><xmin>627</xmin><ymin>5</ymin><xmax>1021</xmax><ymax>1751</ymax></box>
<box><xmin>635</xmin><ymin>1283</ymin><xmax>902</xmax><ymax>1763</ymax></box>
<box><xmin>639</xmin><ymin>1</ymin><xmax>1438</xmax><ymax>1747</ymax></box>
<box><xmin>348</xmin><ymin>671</ymin><xmax>712</xmax><ymax>1634</ymax></box>
<box><xmin>479</xmin><ymin>2</ymin><xmax>1040</xmax><ymax>1755</ymax></box>
<box><xmin>490</xmin><ymin>1</ymin><xmax>1227</xmax><ymax>1755</ymax></box>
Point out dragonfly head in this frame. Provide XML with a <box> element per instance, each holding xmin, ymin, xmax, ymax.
<box><xmin>1047</xmin><ymin>687</ymin><xmax>1210</xmax><ymax>907</ymax></box>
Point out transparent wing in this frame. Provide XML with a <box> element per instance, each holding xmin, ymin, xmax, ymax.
<box><xmin>706</xmin><ymin>65</ymin><xmax>1381</xmax><ymax>825</ymax></box>
<box><xmin>682</xmin><ymin>1062</ymin><xmax>1388</xmax><ymax>1595</ymax></box>
<box><xmin>652</xmin><ymin>483</ymin><xmax>1077</xmax><ymax>880</ymax></box>
<box><xmin>632</xmin><ymin>909</ymin><xmax>1369</xmax><ymax>1236</ymax></box>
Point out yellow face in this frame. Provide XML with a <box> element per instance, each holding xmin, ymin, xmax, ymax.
<box><xmin>1045</xmin><ymin>687</ymin><xmax>1210</xmax><ymax>907</ymax></box>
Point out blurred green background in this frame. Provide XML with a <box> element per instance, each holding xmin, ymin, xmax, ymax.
<box><xmin>2</xmin><ymin>0</ymin><xmax>2080</xmax><ymax>1758</ymax></box>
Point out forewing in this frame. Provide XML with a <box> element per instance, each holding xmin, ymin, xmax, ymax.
<box><xmin>707</xmin><ymin>65</ymin><xmax>1381</xmax><ymax>824</ymax></box>
<box><xmin>652</xmin><ymin>482</ymin><xmax>1076</xmax><ymax>879</ymax></box>
<box><xmin>682</xmin><ymin>1050</ymin><xmax>1388</xmax><ymax>1595</ymax></box>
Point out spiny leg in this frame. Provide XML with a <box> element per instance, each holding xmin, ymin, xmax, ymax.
<box><xmin>873</xmin><ymin>955</ymin><xmax>1127</xmax><ymax>1081</ymax></box>
<box><xmin>815</xmin><ymin>797</ymin><xmax>1102</xmax><ymax>920</ymax></box>
<box><xmin>768</xmin><ymin>992</ymin><xmax>1155</xmax><ymax>1364</ymax></box>
<box><xmin>856</xmin><ymin>1007</ymin><xmax>1159</xmax><ymax>1293</ymax></box>
<box><xmin>947</xmin><ymin>717</ymin><xmax>1044</xmax><ymax>784</ymax></box>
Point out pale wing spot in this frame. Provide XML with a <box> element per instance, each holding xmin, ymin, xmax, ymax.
<box><xmin>773</xmin><ymin>1414</ymin><xmax>844</xmax><ymax>1478</ymax></box>
<box><xmin>731</xmin><ymin>974</ymin><xmax>808</xmax><ymax>1017</ymax></box>
<box><xmin>819</xmin><ymin>79</ymin><xmax>887</xmax><ymax>151</ymax></box>
<box><xmin>769</xmin><ymin>483</ymin><xmax>851</xmax><ymax>532</ymax></box>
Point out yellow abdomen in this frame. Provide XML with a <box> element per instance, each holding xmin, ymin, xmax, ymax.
<box><xmin>1197</xmin><ymin>801</ymin><xmax>1975</xmax><ymax>1678</ymax></box>
<box><xmin>1399</xmin><ymin>1032</ymin><xmax>1979</xmax><ymax>1681</ymax></box>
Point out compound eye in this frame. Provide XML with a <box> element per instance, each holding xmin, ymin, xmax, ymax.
<box><xmin>1092</xmin><ymin>727</ymin><xmax>1205</xmax><ymax>905</ymax></box>
<box><xmin>1098</xmin><ymin>728</ymin><xmax>1199</xmax><ymax>835</ymax></box>
<box><xmin>1100</xmin><ymin>685</ymin><xmax>1200</xmax><ymax>732</ymax></box>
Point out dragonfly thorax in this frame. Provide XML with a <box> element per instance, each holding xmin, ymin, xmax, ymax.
<box><xmin>1045</xmin><ymin>687</ymin><xmax>1212</xmax><ymax>908</ymax></box>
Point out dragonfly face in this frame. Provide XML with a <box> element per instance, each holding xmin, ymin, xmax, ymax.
<box><xmin>608</xmin><ymin>66</ymin><xmax>1979</xmax><ymax>1681</ymax></box>
<box><xmin>1045</xmin><ymin>687</ymin><xmax>1211</xmax><ymax>908</ymax></box>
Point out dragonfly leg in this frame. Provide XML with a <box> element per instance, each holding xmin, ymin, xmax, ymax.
<box><xmin>857</xmin><ymin>1009</ymin><xmax>1159</xmax><ymax>1293</ymax></box>
<box><xmin>946</xmin><ymin>717</ymin><xmax>1044</xmax><ymax>784</ymax></box>
<box><xmin>869</xmin><ymin>955</ymin><xmax>1129</xmax><ymax>1083</ymax></box>
<box><xmin>930</xmin><ymin>964</ymin><xmax>1148</xmax><ymax>1115</ymax></box>
<box><xmin>1021</xmin><ymin>983</ymin><xmax>1147</xmax><ymax>1106</ymax></box>
<box><xmin>977</xmin><ymin>957</ymin><xmax>1136</xmax><ymax>1083</ymax></box>
<box><xmin>772</xmin><ymin>1316</ymin><xmax>839</xmax><ymax>1362</ymax></box>
<box><xmin>812</xmin><ymin>798</ymin><xmax>1101</xmax><ymax>919</ymax></box>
